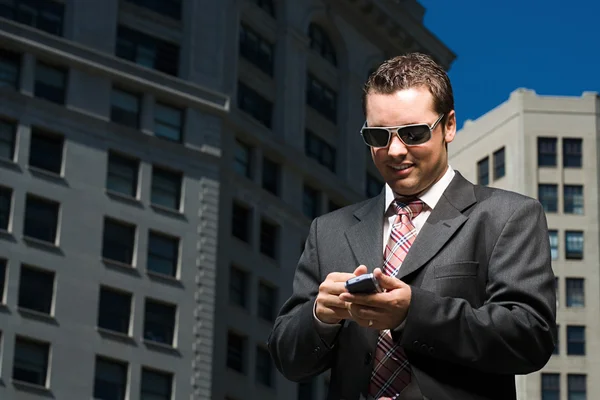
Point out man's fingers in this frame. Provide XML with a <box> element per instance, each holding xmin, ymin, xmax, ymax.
<box><xmin>352</xmin><ymin>264</ymin><xmax>368</xmax><ymax>276</ymax></box>
<box><xmin>326</xmin><ymin>272</ymin><xmax>359</xmax><ymax>282</ymax></box>
<box><xmin>372</xmin><ymin>268</ymin><xmax>404</xmax><ymax>290</ymax></box>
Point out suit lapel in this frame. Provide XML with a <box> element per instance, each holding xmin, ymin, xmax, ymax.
<box><xmin>345</xmin><ymin>193</ymin><xmax>385</xmax><ymax>272</ymax></box>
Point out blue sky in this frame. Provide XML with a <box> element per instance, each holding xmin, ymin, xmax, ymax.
<box><xmin>418</xmin><ymin>0</ymin><xmax>599</xmax><ymax>128</ymax></box>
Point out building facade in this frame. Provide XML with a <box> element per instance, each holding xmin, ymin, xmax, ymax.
<box><xmin>450</xmin><ymin>88</ymin><xmax>600</xmax><ymax>400</ymax></box>
<box><xmin>0</xmin><ymin>0</ymin><xmax>454</xmax><ymax>399</ymax></box>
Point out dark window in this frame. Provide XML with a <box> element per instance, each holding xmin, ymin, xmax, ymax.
<box><xmin>255</xmin><ymin>346</ymin><xmax>274</xmax><ymax>387</ymax></box>
<box><xmin>568</xmin><ymin>374</ymin><xmax>586</xmax><ymax>400</ymax></box>
<box><xmin>147</xmin><ymin>231</ymin><xmax>179</xmax><ymax>277</ymax></box>
<box><xmin>116</xmin><ymin>26</ymin><xmax>180</xmax><ymax>76</ymax></box>
<box><xmin>110</xmin><ymin>88</ymin><xmax>140</xmax><ymax>128</ymax></box>
<box><xmin>566</xmin><ymin>278</ymin><xmax>584</xmax><ymax>308</ymax></box>
<box><xmin>106</xmin><ymin>152</ymin><xmax>139</xmax><ymax>198</ymax></box>
<box><xmin>234</xmin><ymin>140</ymin><xmax>252</xmax><ymax>178</ymax></box>
<box><xmin>151</xmin><ymin>166</ymin><xmax>182</xmax><ymax>210</ymax></box>
<box><xmin>29</xmin><ymin>128</ymin><xmax>63</xmax><ymax>174</ymax></box>
<box><xmin>538</xmin><ymin>184</ymin><xmax>558</xmax><ymax>213</ymax></box>
<box><xmin>97</xmin><ymin>287</ymin><xmax>132</xmax><ymax>334</ymax></box>
<box><xmin>308</xmin><ymin>23</ymin><xmax>336</xmax><ymax>66</ymax></box>
<box><xmin>0</xmin><ymin>186</ymin><xmax>12</xmax><ymax>230</ymax></box>
<box><xmin>143</xmin><ymin>299</ymin><xmax>176</xmax><ymax>345</ymax></box>
<box><xmin>298</xmin><ymin>379</ymin><xmax>315</xmax><ymax>400</ymax></box>
<box><xmin>303</xmin><ymin>184</ymin><xmax>320</xmax><ymax>219</ymax></box>
<box><xmin>493</xmin><ymin>147</ymin><xmax>505</xmax><ymax>180</ymax></box>
<box><xmin>0</xmin><ymin>49</ymin><xmax>20</xmax><ymax>89</ymax></box>
<box><xmin>23</xmin><ymin>195</ymin><xmax>59</xmax><ymax>243</ymax></box>
<box><xmin>563</xmin><ymin>138</ymin><xmax>582</xmax><ymax>168</ymax></box>
<box><xmin>34</xmin><ymin>62</ymin><xmax>67</xmax><ymax>104</ymax></box>
<box><xmin>125</xmin><ymin>0</ymin><xmax>181</xmax><ymax>20</ymax></box>
<box><xmin>305</xmin><ymin>130</ymin><xmax>336</xmax><ymax>172</ymax></box>
<box><xmin>306</xmin><ymin>75</ymin><xmax>337</xmax><ymax>123</ymax></box>
<box><xmin>366</xmin><ymin>172</ymin><xmax>383</xmax><ymax>198</ymax></box>
<box><xmin>477</xmin><ymin>157</ymin><xmax>489</xmax><ymax>186</ymax></box>
<box><xmin>94</xmin><ymin>357</ymin><xmax>128</xmax><ymax>400</ymax></box>
<box><xmin>0</xmin><ymin>259</ymin><xmax>5</xmax><ymax>303</ymax></box>
<box><xmin>564</xmin><ymin>185</ymin><xmax>583</xmax><ymax>215</ymax></box>
<box><xmin>0</xmin><ymin>0</ymin><xmax>64</xmax><ymax>35</ymax></box>
<box><xmin>18</xmin><ymin>265</ymin><xmax>54</xmax><ymax>314</ymax></box>
<box><xmin>232</xmin><ymin>202</ymin><xmax>251</xmax><ymax>242</ymax></box>
<box><xmin>13</xmin><ymin>337</ymin><xmax>49</xmax><ymax>386</ymax></box>
<box><xmin>262</xmin><ymin>156</ymin><xmax>280</xmax><ymax>196</ymax></box>
<box><xmin>541</xmin><ymin>373</ymin><xmax>559</xmax><ymax>400</ymax></box>
<box><xmin>229</xmin><ymin>266</ymin><xmax>248</xmax><ymax>308</ymax></box>
<box><xmin>260</xmin><ymin>219</ymin><xmax>278</xmax><ymax>259</ymax></box>
<box><xmin>538</xmin><ymin>137</ymin><xmax>557</xmax><ymax>167</ymax></box>
<box><xmin>102</xmin><ymin>218</ymin><xmax>136</xmax><ymax>265</ymax></box>
<box><xmin>141</xmin><ymin>368</ymin><xmax>173</xmax><ymax>400</ymax></box>
<box><xmin>239</xmin><ymin>23</ymin><xmax>274</xmax><ymax>76</ymax></box>
<box><xmin>248</xmin><ymin>0</ymin><xmax>275</xmax><ymax>16</ymax></box>
<box><xmin>567</xmin><ymin>326</ymin><xmax>585</xmax><ymax>355</ymax></box>
<box><xmin>154</xmin><ymin>102</ymin><xmax>184</xmax><ymax>142</ymax></box>
<box><xmin>227</xmin><ymin>331</ymin><xmax>246</xmax><ymax>373</ymax></box>
<box><xmin>237</xmin><ymin>81</ymin><xmax>273</xmax><ymax>128</ymax></box>
<box><xmin>258</xmin><ymin>281</ymin><xmax>277</xmax><ymax>322</ymax></box>
<box><xmin>549</xmin><ymin>230</ymin><xmax>558</xmax><ymax>260</ymax></box>
<box><xmin>0</xmin><ymin>119</ymin><xmax>17</xmax><ymax>161</ymax></box>
<box><xmin>565</xmin><ymin>231</ymin><xmax>583</xmax><ymax>260</ymax></box>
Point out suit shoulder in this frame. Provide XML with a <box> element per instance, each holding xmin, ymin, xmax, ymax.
<box><xmin>473</xmin><ymin>185</ymin><xmax>543</xmax><ymax>212</ymax></box>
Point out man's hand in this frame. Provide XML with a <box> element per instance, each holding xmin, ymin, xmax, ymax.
<box><xmin>315</xmin><ymin>265</ymin><xmax>368</xmax><ymax>324</ymax></box>
<box><xmin>339</xmin><ymin>268</ymin><xmax>412</xmax><ymax>330</ymax></box>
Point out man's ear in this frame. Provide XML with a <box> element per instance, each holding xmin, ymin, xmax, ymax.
<box><xmin>443</xmin><ymin>110</ymin><xmax>457</xmax><ymax>144</ymax></box>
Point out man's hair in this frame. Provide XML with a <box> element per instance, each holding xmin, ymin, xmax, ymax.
<box><xmin>362</xmin><ymin>53</ymin><xmax>454</xmax><ymax>118</ymax></box>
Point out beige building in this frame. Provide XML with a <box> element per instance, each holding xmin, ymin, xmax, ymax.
<box><xmin>450</xmin><ymin>88</ymin><xmax>600</xmax><ymax>400</ymax></box>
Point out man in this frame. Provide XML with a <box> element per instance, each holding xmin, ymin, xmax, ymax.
<box><xmin>268</xmin><ymin>53</ymin><xmax>556</xmax><ymax>400</ymax></box>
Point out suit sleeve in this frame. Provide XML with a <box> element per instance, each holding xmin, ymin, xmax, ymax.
<box><xmin>267</xmin><ymin>218</ymin><xmax>341</xmax><ymax>382</ymax></box>
<box><xmin>399</xmin><ymin>198</ymin><xmax>557</xmax><ymax>374</ymax></box>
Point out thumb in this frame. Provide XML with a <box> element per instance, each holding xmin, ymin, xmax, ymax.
<box><xmin>373</xmin><ymin>268</ymin><xmax>403</xmax><ymax>290</ymax></box>
<box><xmin>353</xmin><ymin>264</ymin><xmax>368</xmax><ymax>276</ymax></box>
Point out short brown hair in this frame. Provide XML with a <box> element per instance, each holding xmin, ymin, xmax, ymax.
<box><xmin>362</xmin><ymin>53</ymin><xmax>454</xmax><ymax>117</ymax></box>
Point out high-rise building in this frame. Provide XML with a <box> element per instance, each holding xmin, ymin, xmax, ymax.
<box><xmin>450</xmin><ymin>88</ymin><xmax>600</xmax><ymax>400</ymax></box>
<box><xmin>0</xmin><ymin>0</ymin><xmax>454</xmax><ymax>399</ymax></box>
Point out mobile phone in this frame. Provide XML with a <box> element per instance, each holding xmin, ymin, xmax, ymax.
<box><xmin>345</xmin><ymin>273</ymin><xmax>382</xmax><ymax>294</ymax></box>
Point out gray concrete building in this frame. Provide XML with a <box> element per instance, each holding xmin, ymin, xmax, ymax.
<box><xmin>450</xmin><ymin>88</ymin><xmax>600</xmax><ymax>400</ymax></box>
<box><xmin>0</xmin><ymin>0</ymin><xmax>454</xmax><ymax>399</ymax></box>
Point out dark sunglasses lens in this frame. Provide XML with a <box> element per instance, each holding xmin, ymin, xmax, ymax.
<box><xmin>362</xmin><ymin>128</ymin><xmax>390</xmax><ymax>147</ymax></box>
<box><xmin>398</xmin><ymin>125</ymin><xmax>431</xmax><ymax>145</ymax></box>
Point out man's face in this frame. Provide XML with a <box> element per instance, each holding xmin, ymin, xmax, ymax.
<box><xmin>365</xmin><ymin>87</ymin><xmax>456</xmax><ymax>197</ymax></box>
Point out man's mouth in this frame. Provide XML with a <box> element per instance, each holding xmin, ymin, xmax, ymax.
<box><xmin>390</xmin><ymin>164</ymin><xmax>413</xmax><ymax>171</ymax></box>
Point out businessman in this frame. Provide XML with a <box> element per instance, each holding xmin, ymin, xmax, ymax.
<box><xmin>268</xmin><ymin>53</ymin><xmax>556</xmax><ymax>400</ymax></box>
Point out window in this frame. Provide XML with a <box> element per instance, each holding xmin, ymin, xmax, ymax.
<box><xmin>237</xmin><ymin>81</ymin><xmax>273</xmax><ymax>128</ymax></box>
<box><xmin>563</xmin><ymin>138</ymin><xmax>582</xmax><ymax>168</ymax></box>
<box><xmin>106</xmin><ymin>152</ymin><xmax>139</xmax><ymax>198</ymax></box>
<box><xmin>306</xmin><ymin>75</ymin><xmax>337</xmax><ymax>123</ymax></box>
<box><xmin>541</xmin><ymin>373</ymin><xmax>559</xmax><ymax>400</ymax></box>
<box><xmin>255</xmin><ymin>346</ymin><xmax>274</xmax><ymax>387</ymax></box>
<box><xmin>549</xmin><ymin>230</ymin><xmax>558</xmax><ymax>260</ymax></box>
<box><xmin>260</xmin><ymin>219</ymin><xmax>278</xmax><ymax>259</ymax></box>
<box><xmin>566</xmin><ymin>278</ymin><xmax>584</xmax><ymax>308</ymax></box>
<box><xmin>227</xmin><ymin>331</ymin><xmax>246</xmax><ymax>373</ymax></box>
<box><xmin>538</xmin><ymin>137</ymin><xmax>557</xmax><ymax>167</ymax></box>
<box><xmin>18</xmin><ymin>265</ymin><xmax>54</xmax><ymax>315</ymax></box>
<box><xmin>13</xmin><ymin>337</ymin><xmax>50</xmax><ymax>386</ymax></box>
<box><xmin>23</xmin><ymin>195</ymin><xmax>59</xmax><ymax>243</ymax></box>
<box><xmin>94</xmin><ymin>357</ymin><xmax>128</xmax><ymax>400</ymax></box>
<box><xmin>232</xmin><ymin>202</ymin><xmax>251</xmax><ymax>242</ymax></box>
<box><xmin>555</xmin><ymin>277</ymin><xmax>559</xmax><ymax>309</ymax></box>
<box><xmin>0</xmin><ymin>259</ymin><xmax>5</xmax><ymax>303</ymax></box>
<box><xmin>151</xmin><ymin>166</ymin><xmax>182</xmax><ymax>210</ymax></box>
<box><xmin>298</xmin><ymin>379</ymin><xmax>315</xmax><ymax>400</ymax></box>
<box><xmin>97</xmin><ymin>287</ymin><xmax>132</xmax><ymax>334</ymax></box>
<box><xmin>262</xmin><ymin>157</ymin><xmax>280</xmax><ymax>196</ymax></box>
<box><xmin>303</xmin><ymin>185</ymin><xmax>320</xmax><ymax>219</ymax></box>
<box><xmin>29</xmin><ymin>128</ymin><xmax>63</xmax><ymax>174</ymax></box>
<box><xmin>0</xmin><ymin>186</ymin><xmax>12</xmax><ymax>231</ymax></box>
<box><xmin>110</xmin><ymin>88</ymin><xmax>140</xmax><ymax>128</ymax></box>
<box><xmin>102</xmin><ymin>218</ymin><xmax>136</xmax><ymax>265</ymax></box>
<box><xmin>0</xmin><ymin>49</ymin><xmax>20</xmax><ymax>89</ymax></box>
<box><xmin>553</xmin><ymin>323</ymin><xmax>559</xmax><ymax>355</ymax></box>
<box><xmin>366</xmin><ymin>173</ymin><xmax>383</xmax><ymax>198</ymax></box>
<box><xmin>125</xmin><ymin>0</ymin><xmax>181</xmax><ymax>20</ymax></box>
<box><xmin>229</xmin><ymin>266</ymin><xmax>248</xmax><ymax>308</ymax></box>
<box><xmin>538</xmin><ymin>184</ymin><xmax>558</xmax><ymax>213</ymax></box>
<box><xmin>477</xmin><ymin>157</ymin><xmax>489</xmax><ymax>186</ymax></box>
<box><xmin>567</xmin><ymin>326</ymin><xmax>585</xmax><ymax>355</ymax></box>
<box><xmin>565</xmin><ymin>231</ymin><xmax>583</xmax><ymax>260</ymax></box>
<box><xmin>154</xmin><ymin>102</ymin><xmax>184</xmax><ymax>142</ymax></box>
<box><xmin>234</xmin><ymin>140</ymin><xmax>252</xmax><ymax>178</ymax></box>
<box><xmin>308</xmin><ymin>23</ymin><xmax>337</xmax><ymax>66</ymax></box>
<box><xmin>568</xmin><ymin>374</ymin><xmax>586</xmax><ymax>400</ymax></box>
<box><xmin>249</xmin><ymin>0</ymin><xmax>275</xmax><ymax>16</ymax></box>
<box><xmin>116</xmin><ymin>26</ymin><xmax>180</xmax><ymax>76</ymax></box>
<box><xmin>147</xmin><ymin>231</ymin><xmax>179</xmax><ymax>277</ymax></box>
<box><xmin>0</xmin><ymin>0</ymin><xmax>64</xmax><ymax>35</ymax></box>
<box><xmin>493</xmin><ymin>147</ymin><xmax>505</xmax><ymax>180</ymax></box>
<box><xmin>564</xmin><ymin>185</ymin><xmax>583</xmax><ymax>215</ymax></box>
<box><xmin>258</xmin><ymin>281</ymin><xmax>277</xmax><ymax>322</ymax></box>
<box><xmin>239</xmin><ymin>23</ymin><xmax>274</xmax><ymax>76</ymax></box>
<box><xmin>144</xmin><ymin>299</ymin><xmax>176</xmax><ymax>345</ymax></box>
<box><xmin>0</xmin><ymin>119</ymin><xmax>17</xmax><ymax>161</ymax></box>
<box><xmin>141</xmin><ymin>368</ymin><xmax>173</xmax><ymax>400</ymax></box>
<box><xmin>305</xmin><ymin>130</ymin><xmax>336</xmax><ymax>172</ymax></box>
<box><xmin>34</xmin><ymin>62</ymin><xmax>67</xmax><ymax>104</ymax></box>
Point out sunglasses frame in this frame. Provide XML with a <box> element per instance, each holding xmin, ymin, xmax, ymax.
<box><xmin>360</xmin><ymin>114</ymin><xmax>445</xmax><ymax>148</ymax></box>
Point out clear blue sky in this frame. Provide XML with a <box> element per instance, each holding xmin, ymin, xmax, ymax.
<box><xmin>418</xmin><ymin>0</ymin><xmax>599</xmax><ymax>128</ymax></box>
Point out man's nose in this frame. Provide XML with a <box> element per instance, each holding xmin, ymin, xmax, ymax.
<box><xmin>387</xmin><ymin>134</ymin><xmax>408</xmax><ymax>156</ymax></box>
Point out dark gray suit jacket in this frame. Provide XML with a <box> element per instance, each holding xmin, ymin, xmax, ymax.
<box><xmin>268</xmin><ymin>172</ymin><xmax>556</xmax><ymax>400</ymax></box>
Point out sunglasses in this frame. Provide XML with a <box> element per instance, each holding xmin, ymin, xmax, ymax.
<box><xmin>360</xmin><ymin>114</ymin><xmax>445</xmax><ymax>148</ymax></box>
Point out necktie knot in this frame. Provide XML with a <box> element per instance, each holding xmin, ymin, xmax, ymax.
<box><xmin>393</xmin><ymin>199</ymin><xmax>425</xmax><ymax>220</ymax></box>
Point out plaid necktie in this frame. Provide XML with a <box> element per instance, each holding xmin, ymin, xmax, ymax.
<box><xmin>369</xmin><ymin>199</ymin><xmax>424</xmax><ymax>399</ymax></box>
